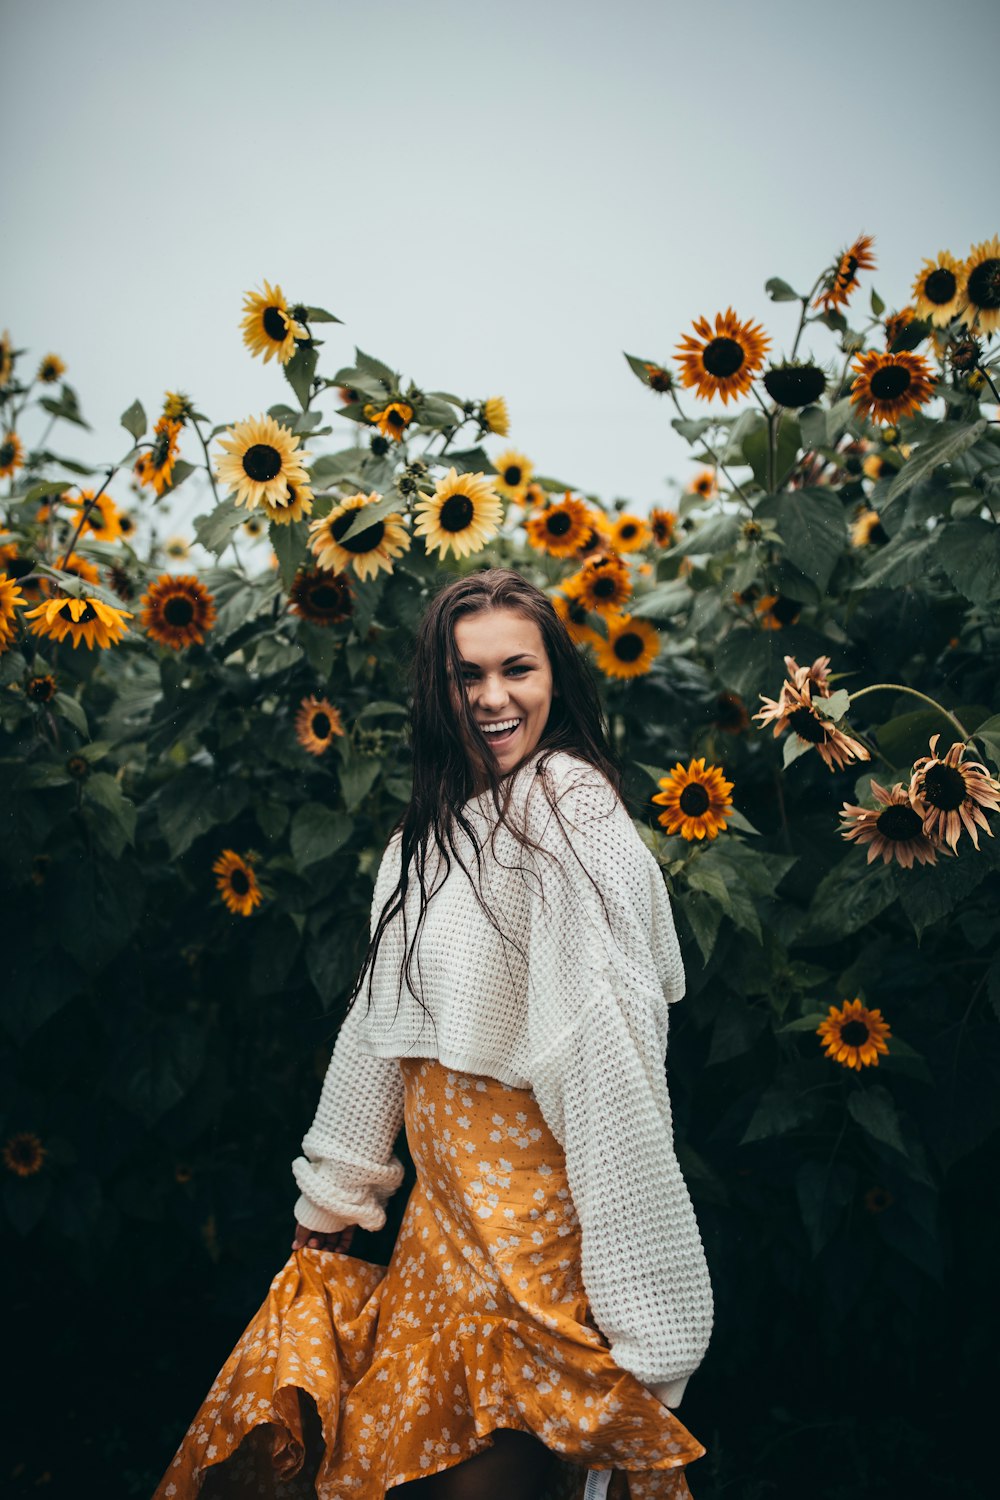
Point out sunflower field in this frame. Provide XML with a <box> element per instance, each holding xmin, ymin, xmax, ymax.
<box><xmin>2</xmin><ymin>238</ymin><xmax>999</xmax><ymax>1498</ymax></box>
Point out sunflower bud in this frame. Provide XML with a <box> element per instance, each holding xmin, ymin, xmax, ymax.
<box><xmin>763</xmin><ymin>361</ymin><xmax>827</xmax><ymax>409</ymax></box>
<box><xmin>948</xmin><ymin>335</ymin><xmax>981</xmax><ymax>373</ymax></box>
<box><xmin>370</xmin><ymin>435</ymin><xmax>390</xmax><ymax>457</ymax></box>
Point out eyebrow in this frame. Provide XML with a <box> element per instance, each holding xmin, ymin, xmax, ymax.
<box><xmin>458</xmin><ymin>652</ymin><xmax>538</xmax><ymax>667</ymax></box>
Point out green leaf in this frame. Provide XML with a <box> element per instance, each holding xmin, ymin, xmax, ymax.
<box><xmin>795</xmin><ymin>1158</ymin><xmax>857</xmax><ymax>1258</ymax></box>
<box><xmin>19</xmin><ymin>479</ymin><xmax>75</xmax><ymax>507</ymax></box>
<box><xmin>973</xmin><ymin>713</ymin><xmax>1000</xmax><ymax>768</ymax></box>
<box><xmin>120</xmin><ymin>399</ymin><xmax>146</xmax><ymax>440</ymax></box>
<box><xmin>934</xmin><ymin>518</ymin><xmax>1000</xmax><ymax>606</ymax></box>
<box><xmin>268</xmin><ymin>518</ymin><xmax>309</xmax><ymax>589</ymax></box>
<box><xmin>873</xmin><ymin>708</ymin><xmax>962</xmax><ymax>768</ymax></box>
<box><xmin>707</xmin><ymin>996</ymin><xmax>769</xmax><ymax>1064</ymax></box>
<box><xmin>799</xmin><ymin>854</ymin><xmax>898</xmax><ymax>943</ymax></box>
<box><xmin>290</xmin><ymin>803</ymin><xmax>353</xmax><ymax>870</ymax></box>
<box><xmin>671</xmin><ymin>417</ymin><xmax>714</xmax><ymax>443</ymax></box>
<box><xmin>4</xmin><ymin>1176</ymin><xmax>52</xmax><ymax>1237</ymax></box>
<box><xmin>870</xmin><ymin>287</ymin><xmax>885</xmax><ymax>317</ymax></box>
<box><xmin>813</xmin><ymin>688</ymin><xmax>851</xmax><ymax>721</ymax></box>
<box><xmin>47</xmin><ymin>857</ymin><xmax>145</xmax><ymax>973</ymax></box>
<box><xmin>39</xmin><ymin>392</ymin><xmax>91</xmax><ymax>430</ymax></box>
<box><xmin>756</xmin><ymin>489</ymin><xmax>847</xmax><ymax>593</ymax></box>
<box><xmin>741</xmin><ymin>1088</ymin><xmax>821</xmax><ymax>1144</ymax></box>
<box><xmin>154</xmin><ymin>769</ymin><xmax>249</xmax><ymax>859</ymax></box>
<box><xmin>798</xmin><ymin>404</ymin><xmax>827</xmax><ymax>452</ymax></box>
<box><xmin>847</xmin><ymin>1085</ymin><xmax>907</xmax><ymax>1156</ymax></box>
<box><xmin>305</xmin><ymin>305</ymin><xmax>342</xmax><ymax>323</ymax></box>
<box><xmin>682</xmin><ymin>890</ymin><xmax>722</xmax><ymax>965</ymax></box>
<box><xmin>672</xmin><ymin>514</ymin><xmax>741</xmax><ymax>559</ymax></box>
<box><xmin>884</xmin><ymin>419</ymin><xmax>988</xmax><ymax>505</ymax></box>
<box><xmin>109</xmin><ymin>1016</ymin><xmax>207</xmax><ymax>1124</ymax></box>
<box><xmin>896</xmin><ymin>845</ymin><xmax>993</xmax><ymax>938</ymax></box>
<box><xmin>309</xmin><ymin>447</ymin><xmax>370</xmax><ymax>485</ymax></box>
<box><xmin>765</xmin><ymin>277</ymin><xmax>803</xmax><ymax>303</ymax></box>
<box><xmin>628</xmin><ymin>579</ymin><xmax>692</xmax><ymax>620</ymax></box>
<box><xmin>336</xmin><ymin>491</ymin><xmax>406</xmax><ymax>545</ymax></box>
<box><xmin>624</xmin><ymin>352</ymin><xmax>663</xmax><ymax>387</ymax></box>
<box><xmin>283</xmin><ymin>343</ymin><xmax>319</xmax><ymax>410</ymax></box>
<box><xmin>193</xmin><ymin>497</ymin><xmax>244</xmax><ymax>556</ymax></box>
<box><xmin>52</xmin><ymin>692</ymin><xmax>89</xmax><ymax>737</ymax></box>
<box><xmin>355</xmin><ymin>348</ymin><xmax>397</xmax><ymax>384</ymax></box>
<box><xmin>355</xmin><ymin>700</ymin><xmax>408</xmax><ymax>722</ymax></box>
<box><xmin>860</xmin><ymin>534</ymin><xmax>933</xmax><ymax>590</ymax></box>
<box><xmin>83</xmin><ymin>772</ymin><xmax>137</xmax><ymax>847</ymax></box>
<box><xmin>338</xmin><ymin>753</ymin><xmax>381</xmax><ymax>813</ymax></box>
<box><xmin>432</xmin><ymin>446</ymin><xmax>494</xmax><ymax>476</ymax></box>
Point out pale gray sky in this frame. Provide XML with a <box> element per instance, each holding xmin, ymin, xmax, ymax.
<box><xmin>5</xmin><ymin>0</ymin><xmax>997</xmax><ymax>537</ymax></box>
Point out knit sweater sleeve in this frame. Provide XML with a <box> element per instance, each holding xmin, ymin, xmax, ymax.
<box><xmin>291</xmin><ymin>840</ymin><xmax>406</xmax><ymax>1234</ymax></box>
<box><xmin>522</xmin><ymin>757</ymin><xmax>714</xmax><ymax>1406</ymax></box>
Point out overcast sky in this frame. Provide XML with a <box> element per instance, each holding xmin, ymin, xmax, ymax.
<box><xmin>5</xmin><ymin>0</ymin><xmax>997</xmax><ymax>538</ymax></box>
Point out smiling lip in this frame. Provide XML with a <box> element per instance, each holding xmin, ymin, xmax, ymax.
<box><xmin>480</xmin><ymin>718</ymin><xmax>521</xmax><ymax>746</ymax></box>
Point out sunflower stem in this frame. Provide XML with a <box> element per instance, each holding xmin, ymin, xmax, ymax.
<box><xmin>787</xmin><ymin>274</ymin><xmax>826</xmax><ymax>365</ymax></box>
<box><xmin>190</xmin><ymin>414</ymin><xmax>221</xmax><ymax>508</ymax></box>
<box><xmin>667</xmin><ymin>391</ymin><xmax>755</xmax><ymax>512</ymax></box>
<box><xmin>849</xmin><ymin>683</ymin><xmax>970</xmax><ymax>743</ymax></box>
<box><xmin>56</xmin><ymin>465</ymin><xmax>116</xmax><ymax>571</ymax></box>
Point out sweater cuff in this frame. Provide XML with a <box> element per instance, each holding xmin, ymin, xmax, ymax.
<box><xmin>292</xmin><ymin>1193</ymin><xmax>357</xmax><ymax>1235</ymax></box>
<box><xmin>645</xmin><ymin>1374</ymin><xmax>691</xmax><ymax>1409</ymax></box>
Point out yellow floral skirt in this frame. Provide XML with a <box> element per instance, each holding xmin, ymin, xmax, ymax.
<box><xmin>154</xmin><ymin>1058</ymin><xmax>707</xmax><ymax>1499</ymax></box>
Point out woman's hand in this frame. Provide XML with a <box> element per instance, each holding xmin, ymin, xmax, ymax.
<box><xmin>291</xmin><ymin>1221</ymin><xmax>356</xmax><ymax>1255</ymax></box>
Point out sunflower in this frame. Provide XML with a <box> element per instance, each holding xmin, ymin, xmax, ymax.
<box><xmin>610</xmin><ymin>513</ymin><xmax>652</xmax><ymax>552</ymax></box>
<box><xmin>573</xmin><ymin>506</ymin><xmax>614</xmax><ymax>556</ymax></box>
<box><xmin>67</xmin><ymin>489</ymin><xmax>123</xmax><ymax>544</ymax></box>
<box><xmin>850</xmin><ymin>349</ymin><xmax>936</xmax><ymax>426</ymax></box>
<box><xmin>106</xmin><ymin>563</ymin><xmax>136</xmax><ymax>601</ymax></box>
<box><xmin>309</xmin><ymin>491</ymin><xmax>410</xmax><ymax>581</ymax></box>
<box><xmin>214</xmin><ymin>413</ymin><xmax>312</xmax><ymax>513</ymax></box>
<box><xmin>763</xmin><ymin>361</ymin><xmax>828</xmax><ymax>409</ymax></box>
<box><xmin>141</xmin><ymin>574</ymin><xmax>216</xmax><ymax>650</ymax></box>
<box><xmin>688</xmin><ymin>470</ymin><xmax>717</xmax><ymax>500</ymax></box>
<box><xmin>883</xmin><ymin>308</ymin><xmax>922</xmax><ymax>349</ymax></box>
<box><xmin>23</xmin><ymin>594</ymin><xmax>132</xmax><ymax>650</ymax></box>
<box><xmin>649</xmin><ymin>507</ymin><xmax>678</xmax><ymax>548</ymax></box>
<box><xmin>643</xmin><ymin>363</ymin><xmax>674</xmax><ymax>393</ymax></box>
<box><xmin>861</xmin><ymin>454</ymin><xmax>899</xmax><ymax>483</ymax></box>
<box><xmin>163</xmin><ymin>535</ymin><xmax>191</xmax><ymax>561</ymax></box>
<box><xmin>755</xmin><ymin>593</ymin><xmax>801</xmax><ymax>630</ymax></box>
<box><xmin>295</xmin><ymin>694</ymin><xmax>345</xmax><ymax>756</ymax></box>
<box><xmin>58</xmin><ymin>552</ymin><xmax>101</xmax><ymax>587</ymax></box>
<box><xmin>715</xmin><ymin>692</ymin><xmax>750</xmax><ymax>734</ymax></box>
<box><xmin>242</xmin><ymin>514</ymin><xmax>267</xmax><ymax>539</ymax></box>
<box><xmin>525</xmin><ymin>494</ymin><xmax>593</xmax><ymax>558</ymax></box>
<box><xmin>0</xmin><ymin>330</ymin><xmax>13</xmax><ymax>386</ymax></box>
<box><xmin>652</xmin><ymin>758</ymin><xmax>734</xmax><ymax>841</ymax></box>
<box><xmin>260</xmin><ymin>478</ymin><xmax>315</xmax><ymax>527</ymax></box>
<box><xmin>0</xmin><ymin>573</ymin><xmax>26</xmax><ymax>650</ymax></box>
<box><xmin>493</xmin><ymin>449</ymin><xmax>534</xmax><ymax>502</ymax></box>
<box><xmin>0</xmin><ymin>432</ymin><xmax>25</xmax><ymax>478</ymax></box>
<box><xmin>240</xmin><ymin>280</ymin><xmax>306</xmax><ymax>365</ymax></box>
<box><xmin>522</xmin><ymin>481</ymin><xmax>547</xmax><ymax>511</ymax></box>
<box><xmin>134</xmin><ymin>416</ymin><xmax>183</xmax><ymax>497</ymax></box>
<box><xmin>3</xmin><ymin>1131</ymin><xmax>47</xmax><ymax>1177</ymax></box>
<box><xmin>117</xmin><ymin>511</ymin><xmax>138</xmax><ymax>541</ymax></box>
<box><xmin>959</xmin><ymin>236</ymin><xmax>1000</xmax><ymax>335</ymax></box>
<box><xmin>908</xmin><ymin>733</ymin><xmax>1000</xmax><ymax>853</ymax></box>
<box><xmin>865</xmin><ymin>1187</ymin><xmax>894</xmax><ymax>1213</ymax></box>
<box><xmin>212</xmin><ymin>850</ymin><xmax>263</xmax><ymax>917</ymax></box>
<box><xmin>563</xmin><ymin>553</ymin><xmax>632</xmax><ymax>616</ymax></box>
<box><xmin>754</xmin><ymin>677</ymin><xmax>870</xmax><ymax>773</ymax></box>
<box><xmin>813</xmin><ymin>234</ymin><xmax>877</xmax><ymax>313</ymax></box>
<box><xmin>482</xmin><ymin>396</ymin><xmax>510</xmax><ymax>435</ymax></box>
<box><xmin>840</xmin><ymin>779</ymin><xmax>940</xmax><ymax>869</ymax></box>
<box><xmin>551</xmin><ymin>591</ymin><xmax>601</xmax><ymax>647</ymax></box>
<box><xmin>289</xmin><ymin>565</ymin><xmax>354</xmax><ymax>626</ymax></box>
<box><xmin>369</xmin><ymin>402</ymin><xmax>413</xmax><ymax>442</ymax></box>
<box><xmin>37</xmin><ymin>354</ymin><xmax>66</xmax><ymax>384</ymax></box>
<box><xmin>162</xmin><ymin>390</ymin><xmax>196</xmax><ymax>424</ymax></box>
<box><xmin>412</xmin><ymin>469</ymin><xmax>503</xmax><ymax>560</ymax></box>
<box><xmin>592</xmin><ymin>612</ymin><xmax>661</xmax><ymax>680</ymax></box>
<box><xmin>25</xmin><ymin>673</ymin><xmax>57</xmax><ymax>703</ymax></box>
<box><xmin>816</xmin><ymin>998</ymin><xmax>891</xmax><ymax>1071</ymax></box>
<box><xmin>675</xmin><ymin>309</ymin><xmax>771</xmax><ymax>405</ymax></box>
<box><xmin>851</xmin><ymin>509</ymin><xmax>889</xmax><ymax>547</ymax></box>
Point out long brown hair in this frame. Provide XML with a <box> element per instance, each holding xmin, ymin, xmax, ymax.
<box><xmin>344</xmin><ymin>567</ymin><xmax>623</xmax><ymax>1025</ymax></box>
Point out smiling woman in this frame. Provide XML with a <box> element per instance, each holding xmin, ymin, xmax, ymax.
<box><xmin>452</xmin><ymin>608</ymin><xmax>557</xmax><ymax>779</ymax></box>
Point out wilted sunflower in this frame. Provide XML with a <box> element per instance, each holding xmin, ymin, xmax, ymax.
<box><xmin>134</xmin><ymin>416</ymin><xmax>183</xmax><ymax>497</ymax></box>
<box><xmin>882</xmin><ymin>308</ymin><xmax>922</xmax><ymax>350</ymax></box>
<box><xmin>493</xmin><ymin>449</ymin><xmax>534</xmax><ymax>502</ymax></box>
<box><xmin>214</xmin><ymin>413</ymin><xmax>312</xmax><ymax>512</ymax></box>
<box><xmin>592</xmin><ymin>612</ymin><xmax>660</xmax><ymax>680</ymax></box>
<box><xmin>369</xmin><ymin>402</ymin><xmax>413</xmax><ymax>442</ymax></box>
<box><xmin>563</xmin><ymin>553</ymin><xmax>632</xmax><ymax>616</ymax></box>
<box><xmin>652</xmin><ymin>758</ymin><xmax>734</xmax><ymax>841</ymax></box>
<box><xmin>163</xmin><ymin>535</ymin><xmax>191</xmax><ymax>561</ymax></box>
<box><xmin>69</xmin><ymin>489</ymin><xmax>123</xmax><ymax>543</ymax></box>
<box><xmin>754</xmin><ymin>676</ymin><xmax>870</xmax><ymax>772</ymax></box>
<box><xmin>162</xmin><ymin>390</ymin><xmax>197</xmax><ymax>424</ymax></box>
<box><xmin>289</xmin><ymin>565</ymin><xmax>353</xmax><ymax>625</ymax></box>
<box><xmin>309</xmin><ymin>491</ymin><xmax>410</xmax><ymax>581</ymax></box>
<box><xmin>551</xmin><ymin>591</ymin><xmax>601</xmax><ymax>647</ymax></box>
<box><xmin>141</xmin><ymin>574</ymin><xmax>216</xmax><ymax>650</ymax></box>
<box><xmin>212</xmin><ymin>850</ymin><xmax>262</xmax><ymax>917</ymax></box>
<box><xmin>412</xmin><ymin>469</ymin><xmax>503</xmax><ymax>560</ymax></box>
<box><xmin>816</xmin><ymin>998</ymin><xmax>891</xmax><ymax>1071</ymax></box>
<box><xmin>3</xmin><ymin>1131</ymin><xmax>47</xmax><ymax>1177</ymax></box>
<box><xmin>0</xmin><ymin>432</ymin><xmax>25</xmax><ymax>479</ymax></box>
<box><xmin>763</xmin><ymin>361</ymin><xmax>827</xmax><ymax>409</ymax></box>
<box><xmin>0</xmin><ymin>573</ymin><xmax>26</xmax><ymax>650</ymax></box>
<box><xmin>715</xmin><ymin>692</ymin><xmax>750</xmax><ymax>734</ymax></box>
<box><xmin>23</xmin><ymin>594</ymin><xmax>132</xmax><ymax>650</ymax></box>
<box><xmin>0</xmin><ymin>330</ymin><xmax>13</xmax><ymax>386</ymax></box>
<box><xmin>688</xmin><ymin>470</ymin><xmax>718</xmax><ymax>500</ymax></box>
<box><xmin>649</xmin><ymin>507</ymin><xmax>678</xmax><ymax>547</ymax></box>
<box><xmin>851</xmin><ymin>509</ymin><xmax>889</xmax><ymax>547</ymax></box>
<box><xmin>958</xmin><ymin>236</ymin><xmax>1000</xmax><ymax>335</ymax></box>
<box><xmin>240</xmin><ymin>280</ymin><xmax>306</xmax><ymax>365</ymax></box>
<box><xmin>295</xmin><ymin>694</ymin><xmax>345</xmax><ymax>756</ymax></box>
<box><xmin>850</xmin><ymin>350</ymin><xmax>936</xmax><ymax>425</ymax></box>
<box><xmin>908</xmin><ymin>733</ymin><xmax>1000</xmax><ymax>852</ymax></box>
<box><xmin>610</xmin><ymin>513</ymin><xmax>652</xmax><ymax>552</ymax></box>
<box><xmin>37</xmin><ymin>354</ymin><xmax>66</xmax><ymax>384</ymax></box>
<box><xmin>524</xmin><ymin>494</ymin><xmax>592</xmax><ymax>558</ymax></box>
<box><xmin>910</xmin><ymin>251</ymin><xmax>966</xmax><ymax>326</ymax></box>
<box><xmin>482</xmin><ymin>396</ymin><xmax>510</xmax><ymax>435</ymax></box>
<box><xmin>755</xmin><ymin>593</ymin><xmax>801</xmax><ymax>630</ymax></box>
<box><xmin>813</xmin><ymin>234</ymin><xmax>877</xmax><ymax>313</ymax></box>
<box><xmin>840</xmin><ymin>779</ymin><xmax>940</xmax><ymax>869</ymax></box>
<box><xmin>675</xmin><ymin>308</ymin><xmax>771</xmax><ymax>405</ymax></box>
<box><xmin>25</xmin><ymin>672</ymin><xmax>57</xmax><ymax>703</ymax></box>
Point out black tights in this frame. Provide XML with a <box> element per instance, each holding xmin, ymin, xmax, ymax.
<box><xmin>389</xmin><ymin>1427</ymin><xmax>557</xmax><ymax>1499</ymax></box>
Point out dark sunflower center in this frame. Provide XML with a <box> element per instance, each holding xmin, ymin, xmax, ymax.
<box><xmin>569</xmin><ymin>600</ymin><xmax>588</xmax><ymax>624</ymax></box>
<box><xmin>839</xmin><ymin>255</ymin><xmax>859</xmax><ymax>285</ymax></box>
<box><xmin>439</xmin><ymin>495</ymin><xmax>475</xmax><ymax>533</ymax></box>
<box><xmin>788</xmin><ymin>706</ymin><xmax>827</xmax><ymax>744</ymax></box>
<box><xmin>242</xmin><ymin>443</ymin><xmax>283</xmax><ymax>483</ymax></box>
<box><xmin>546</xmin><ymin>511</ymin><xmax>572</xmax><ymax>536</ymax></box>
<box><xmin>263</xmin><ymin>306</ymin><xmax>289</xmax><ymax>342</ymax></box>
<box><xmin>59</xmin><ymin>601</ymin><xmax>96</xmax><ymax>623</ymax></box>
<box><xmin>331</xmin><ymin>512</ymin><xmax>385</xmax><ymax>553</ymax></box>
<box><xmin>870</xmin><ymin>364</ymin><xmax>911</xmax><ymax>400</ymax></box>
<box><xmin>593</xmin><ymin>575</ymin><xmax>618</xmax><ymax>599</ymax></box>
<box><xmin>614</xmin><ymin>631</ymin><xmax>644</xmax><ymax>663</ymax></box>
<box><xmin>27</xmin><ymin>677</ymin><xmax>55</xmax><ymax>702</ymax></box>
<box><xmin>230</xmin><ymin>869</ymin><xmax>250</xmax><ymax>896</ymax></box>
<box><xmin>967</xmin><ymin>257</ymin><xmax>1000</xmax><ymax>311</ymax></box>
<box><xmin>9</xmin><ymin>1138</ymin><xmax>41</xmax><ymax>1170</ymax></box>
<box><xmin>840</xmin><ymin>1019</ymin><xmax>869</xmax><ymax>1046</ymax></box>
<box><xmin>770</xmin><ymin>596</ymin><xmax>801</xmax><ymax>626</ymax></box>
<box><xmin>284</xmin><ymin>485</ymin><xmax>297</xmax><ymax>505</ymax></box>
<box><xmin>387</xmin><ymin>408</ymin><xmax>407</xmax><ymax>431</ymax></box>
<box><xmin>620</xmin><ymin>522</ymin><xmax>638</xmax><ymax>539</ymax></box>
<box><xmin>876</xmin><ymin>804</ymin><xmax>923</xmax><ymax>841</ymax></box>
<box><xmin>921</xmin><ymin>762</ymin><xmax>966</xmax><ymax>811</ymax></box>
<box><xmin>152</xmin><ymin>432</ymin><xmax>172</xmax><ymax>467</ymax></box>
<box><xmin>0</xmin><ymin>442</ymin><xmax>15</xmax><ymax>466</ymax></box>
<box><xmin>923</xmin><ymin>267</ymin><xmax>957</xmax><ymax>305</ymax></box>
<box><xmin>503</xmin><ymin>465</ymin><xmax>523</xmax><ymax>486</ymax></box>
<box><xmin>312</xmin><ymin>712</ymin><xmax>331</xmax><ymax>738</ymax></box>
<box><xmin>164</xmin><ymin>596</ymin><xmax>195</xmax><ymax>627</ymax></box>
<box><xmin>702</xmin><ymin>337</ymin><xmax>745</xmax><ymax>379</ymax></box>
<box><xmin>308</xmin><ymin>583</ymin><xmax>345</xmax><ymax>612</ymax></box>
<box><xmin>679</xmin><ymin>783</ymin><xmax>711</xmax><ymax>815</ymax></box>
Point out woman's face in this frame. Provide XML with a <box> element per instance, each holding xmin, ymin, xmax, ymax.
<box><xmin>451</xmin><ymin>608</ymin><xmax>555</xmax><ymax>775</ymax></box>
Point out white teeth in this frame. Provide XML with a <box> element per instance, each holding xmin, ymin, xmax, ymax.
<box><xmin>482</xmin><ymin>718</ymin><xmax>521</xmax><ymax>734</ymax></box>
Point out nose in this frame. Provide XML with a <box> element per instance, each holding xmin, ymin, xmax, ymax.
<box><xmin>474</xmin><ymin>672</ymin><xmax>510</xmax><ymax>714</ymax></box>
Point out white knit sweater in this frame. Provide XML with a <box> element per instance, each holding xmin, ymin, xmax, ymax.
<box><xmin>292</xmin><ymin>748</ymin><xmax>714</xmax><ymax>1409</ymax></box>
